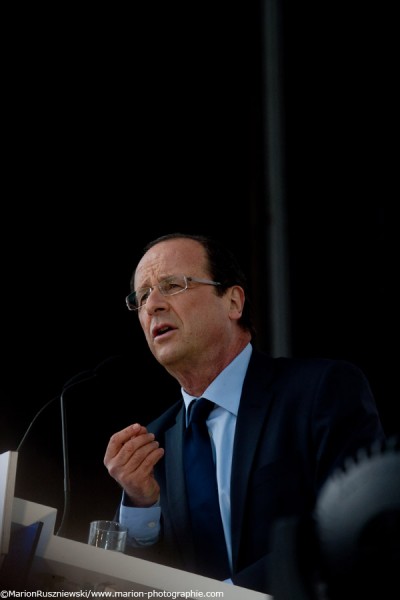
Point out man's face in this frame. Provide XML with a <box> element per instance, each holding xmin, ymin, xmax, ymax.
<box><xmin>133</xmin><ymin>238</ymin><xmax>234</xmax><ymax>374</ymax></box>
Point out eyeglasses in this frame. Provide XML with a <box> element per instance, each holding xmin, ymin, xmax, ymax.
<box><xmin>125</xmin><ymin>275</ymin><xmax>221</xmax><ymax>311</ymax></box>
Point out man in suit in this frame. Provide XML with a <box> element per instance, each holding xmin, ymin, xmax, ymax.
<box><xmin>104</xmin><ymin>232</ymin><xmax>385</xmax><ymax>595</ymax></box>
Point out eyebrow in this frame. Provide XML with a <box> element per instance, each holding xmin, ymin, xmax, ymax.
<box><xmin>134</xmin><ymin>273</ymin><xmax>176</xmax><ymax>289</ymax></box>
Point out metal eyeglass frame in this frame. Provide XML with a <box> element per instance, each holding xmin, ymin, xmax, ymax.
<box><xmin>125</xmin><ymin>275</ymin><xmax>221</xmax><ymax>311</ymax></box>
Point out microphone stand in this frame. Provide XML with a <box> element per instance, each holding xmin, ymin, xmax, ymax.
<box><xmin>15</xmin><ymin>356</ymin><xmax>121</xmax><ymax>537</ymax></box>
<box><xmin>55</xmin><ymin>371</ymin><xmax>99</xmax><ymax>537</ymax></box>
<box><xmin>16</xmin><ymin>396</ymin><xmax>58</xmax><ymax>452</ymax></box>
<box><xmin>56</xmin><ymin>385</ymin><xmax>72</xmax><ymax>537</ymax></box>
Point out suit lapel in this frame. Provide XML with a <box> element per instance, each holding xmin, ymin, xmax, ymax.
<box><xmin>230</xmin><ymin>350</ymin><xmax>275</xmax><ymax>571</ymax></box>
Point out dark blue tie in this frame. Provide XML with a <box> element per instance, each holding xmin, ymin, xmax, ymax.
<box><xmin>183</xmin><ymin>398</ymin><xmax>230</xmax><ymax>580</ymax></box>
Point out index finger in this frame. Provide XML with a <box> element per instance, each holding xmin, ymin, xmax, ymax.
<box><xmin>105</xmin><ymin>422</ymin><xmax>148</xmax><ymax>460</ymax></box>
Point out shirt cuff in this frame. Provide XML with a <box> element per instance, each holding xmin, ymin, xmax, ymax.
<box><xmin>119</xmin><ymin>500</ymin><xmax>161</xmax><ymax>547</ymax></box>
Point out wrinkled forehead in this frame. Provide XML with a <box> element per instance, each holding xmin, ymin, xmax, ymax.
<box><xmin>133</xmin><ymin>239</ymin><xmax>207</xmax><ymax>288</ymax></box>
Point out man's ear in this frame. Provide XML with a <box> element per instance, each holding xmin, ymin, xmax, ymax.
<box><xmin>228</xmin><ymin>285</ymin><xmax>245</xmax><ymax>320</ymax></box>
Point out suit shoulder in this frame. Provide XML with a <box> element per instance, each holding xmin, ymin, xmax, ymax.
<box><xmin>251</xmin><ymin>349</ymin><xmax>368</xmax><ymax>383</ymax></box>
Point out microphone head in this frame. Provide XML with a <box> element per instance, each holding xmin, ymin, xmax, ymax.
<box><xmin>62</xmin><ymin>355</ymin><xmax>124</xmax><ymax>390</ymax></box>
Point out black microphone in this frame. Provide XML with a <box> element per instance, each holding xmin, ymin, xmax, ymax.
<box><xmin>16</xmin><ymin>356</ymin><xmax>120</xmax><ymax>452</ymax></box>
<box><xmin>15</xmin><ymin>355</ymin><xmax>122</xmax><ymax>536</ymax></box>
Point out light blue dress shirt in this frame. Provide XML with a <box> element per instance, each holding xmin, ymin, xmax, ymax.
<box><xmin>120</xmin><ymin>343</ymin><xmax>253</xmax><ymax>572</ymax></box>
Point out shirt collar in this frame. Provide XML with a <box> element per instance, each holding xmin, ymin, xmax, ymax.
<box><xmin>182</xmin><ymin>342</ymin><xmax>252</xmax><ymax>420</ymax></box>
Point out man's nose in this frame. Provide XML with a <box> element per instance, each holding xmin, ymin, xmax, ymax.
<box><xmin>144</xmin><ymin>286</ymin><xmax>168</xmax><ymax>313</ymax></box>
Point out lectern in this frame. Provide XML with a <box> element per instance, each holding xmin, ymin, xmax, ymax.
<box><xmin>0</xmin><ymin>451</ymin><xmax>271</xmax><ymax>598</ymax></box>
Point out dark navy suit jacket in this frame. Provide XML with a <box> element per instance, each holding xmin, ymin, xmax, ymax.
<box><xmin>122</xmin><ymin>349</ymin><xmax>385</xmax><ymax>594</ymax></box>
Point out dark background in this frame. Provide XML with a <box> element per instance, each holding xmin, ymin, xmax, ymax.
<box><xmin>1</xmin><ymin>3</ymin><xmax>392</xmax><ymax>542</ymax></box>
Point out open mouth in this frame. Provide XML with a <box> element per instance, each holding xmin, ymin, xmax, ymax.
<box><xmin>153</xmin><ymin>325</ymin><xmax>175</xmax><ymax>338</ymax></box>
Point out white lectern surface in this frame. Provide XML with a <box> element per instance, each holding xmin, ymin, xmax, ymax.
<box><xmin>11</xmin><ymin>496</ymin><xmax>271</xmax><ymax>599</ymax></box>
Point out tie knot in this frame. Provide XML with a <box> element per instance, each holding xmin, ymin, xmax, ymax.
<box><xmin>188</xmin><ymin>398</ymin><xmax>215</xmax><ymax>424</ymax></box>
